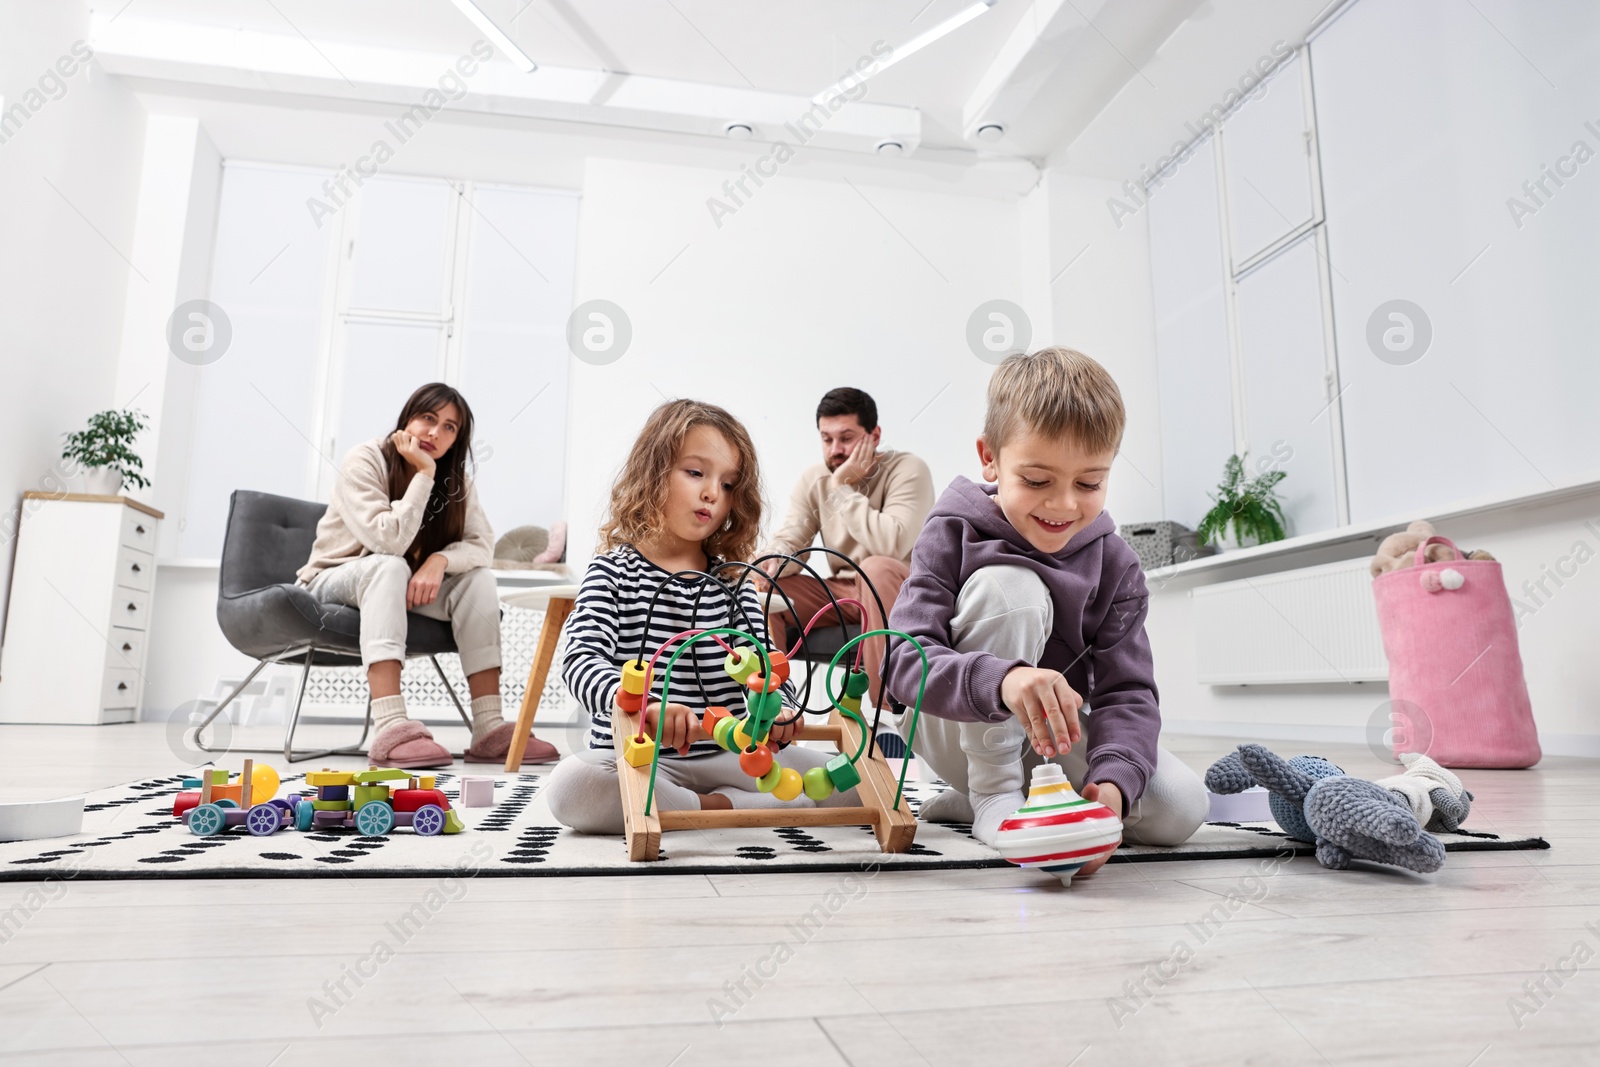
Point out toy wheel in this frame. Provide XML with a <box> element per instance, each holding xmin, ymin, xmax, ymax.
<box><xmin>412</xmin><ymin>804</ymin><xmax>446</xmax><ymax>837</ymax></box>
<box><xmin>268</xmin><ymin>798</ymin><xmax>293</xmax><ymax>816</ymax></box>
<box><xmin>213</xmin><ymin>798</ymin><xmax>239</xmax><ymax>809</ymax></box>
<box><xmin>294</xmin><ymin>796</ymin><xmax>315</xmax><ymax>832</ymax></box>
<box><xmin>245</xmin><ymin>803</ymin><xmax>282</xmax><ymax>836</ymax></box>
<box><xmin>355</xmin><ymin>802</ymin><xmax>395</xmax><ymax>837</ymax></box>
<box><xmin>187</xmin><ymin>803</ymin><xmax>226</xmax><ymax>837</ymax></box>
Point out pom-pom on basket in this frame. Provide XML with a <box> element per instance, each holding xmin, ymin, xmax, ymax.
<box><xmin>1372</xmin><ymin>535</ymin><xmax>1540</xmax><ymax>768</ymax></box>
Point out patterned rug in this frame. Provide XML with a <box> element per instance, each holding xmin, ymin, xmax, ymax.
<box><xmin>0</xmin><ymin>771</ymin><xmax>1547</xmax><ymax>881</ymax></box>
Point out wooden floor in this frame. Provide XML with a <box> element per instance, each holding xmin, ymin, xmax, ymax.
<box><xmin>0</xmin><ymin>723</ymin><xmax>1595</xmax><ymax>1066</ymax></box>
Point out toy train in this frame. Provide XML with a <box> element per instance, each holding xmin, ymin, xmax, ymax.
<box><xmin>173</xmin><ymin>760</ymin><xmax>463</xmax><ymax>838</ymax></box>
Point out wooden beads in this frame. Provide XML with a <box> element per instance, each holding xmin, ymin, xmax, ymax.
<box><xmin>825</xmin><ymin>752</ymin><xmax>861</xmax><ymax>792</ymax></box>
<box><xmin>622</xmin><ymin>732</ymin><xmax>657</xmax><ymax>768</ymax></box>
<box><xmin>738</xmin><ymin>745</ymin><xmax>774</xmax><ymax>779</ymax></box>
<box><xmin>713</xmin><ymin>717</ymin><xmax>741</xmax><ymax>752</ymax></box>
<box><xmin>616</xmin><ymin>688</ymin><xmax>644</xmax><ymax>713</ymax></box>
<box><xmin>844</xmin><ymin>668</ymin><xmax>870</xmax><ymax>698</ymax></box>
<box><xmin>755</xmin><ymin>764</ymin><xmax>782</xmax><ymax>793</ymax></box>
<box><xmin>772</xmin><ymin>767</ymin><xmax>804</xmax><ymax>802</ymax></box>
<box><xmin>802</xmin><ymin>766</ymin><xmax>835</xmax><ymax>800</ymax></box>
<box><xmin>723</xmin><ymin>648</ymin><xmax>760</xmax><ymax>684</ymax></box>
<box><xmin>701</xmin><ymin>705</ymin><xmax>732</xmax><ymax>742</ymax></box>
<box><xmin>620</xmin><ymin>659</ymin><xmax>649</xmax><ymax>695</ymax></box>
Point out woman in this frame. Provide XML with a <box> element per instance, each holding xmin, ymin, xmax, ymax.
<box><xmin>296</xmin><ymin>382</ymin><xmax>558</xmax><ymax>768</ymax></box>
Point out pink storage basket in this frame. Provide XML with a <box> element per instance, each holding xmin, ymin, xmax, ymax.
<box><xmin>1372</xmin><ymin>535</ymin><xmax>1540</xmax><ymax>768</ymax></box>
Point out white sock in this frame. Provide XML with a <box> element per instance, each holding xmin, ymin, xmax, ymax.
<box><xmin>919</xmin><ymin>788</ymin><xmax>974</xmax><ymax>824</ymax></box>
<box><xmin>470</xmin><ymin>694</ymin><xmax>504</xmax><ymax>743</ymax></box>
<box><xmin>714</xmin><ymin>787</ymin><xmax>816</xmax><ymax>810</ymax></box>
<box><xmin>372</xmin><ymin>694</ymin><xmax>407</xmax><ymax>734</ymax></box>
<box><xmin>970</xmin><ymin>789</ymin><xmax>1024</xmax><ymax>846</ymax></box>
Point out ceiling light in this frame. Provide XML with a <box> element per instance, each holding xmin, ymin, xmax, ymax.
<box><xmin>724</xmin><ymin>122</ymin><xmax>754</xmax><ymax>139</ymax></box>
<box><xmin>448</xmin><ymin>0</ymin><xmax>537</xmax><ymax>73</ymax></box>
<box><xmin>975</xmin><ymin>122</ymin><xmax>1005</xmax><ymax>143</ymax></box>
<box><xmin>814</xmin><ymin>0</ymin><xmax>996</xmax><ymax>102</ymax></box>
<box><xmin>876</xmin><ymin>140</ymin><xmax>904</xmax><ymax>156</ymax></box>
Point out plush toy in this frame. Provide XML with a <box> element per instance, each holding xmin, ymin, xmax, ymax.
<box><xmin>1205</xmin><ymin>744</ymin><xmax>1446</xmax><ymax>873</ymax></box>
<box><xmin>1370</xmin><ymin>519</ymin><xmax>1496</xmax><ymax>578</ymax></box>
<box><xmin>1374</xmin><ymin>752</ymin><xmax>1474</xmax><ymax>833</ymax></box>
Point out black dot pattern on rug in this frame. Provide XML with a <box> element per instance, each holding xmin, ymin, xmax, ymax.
<box><xmin>501</xmin><ymin>826</ymin><xmax>559</xmax><ymax>864</ymax></box>
<box><xmin>261</xmin><ymin>852</ymin><xmax>301</xmax><ymax>861</ymax></box>
<box><xmin>735</xmin><ymin>846</ymin><xmax>777</xmax><ymax>861</ymax></box>
<box><xmin>474</xmin><ymin>778</ymin><xmax>541</xmax><ymax>832</ymax></box>
<box><xmin>773</xmin><ymin>827</ymin><xmax>832</xmax><ymax>853</ymax></box>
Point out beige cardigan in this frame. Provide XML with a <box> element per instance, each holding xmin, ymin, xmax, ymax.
<box><xmin>296</xmin><ymin>437</ymin><xmax>494</xmax><ymax>584</ymax></box>
<box><xmin>761</xmin><ymin>449</ymin><xmax>934</xmax><ymax>577</ymax></box>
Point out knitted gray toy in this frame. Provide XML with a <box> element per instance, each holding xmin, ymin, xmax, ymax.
<box><xmin>1205</xmin><ymin>744</ymin><xmax>1447</xmax><ymax>873</ymax></box>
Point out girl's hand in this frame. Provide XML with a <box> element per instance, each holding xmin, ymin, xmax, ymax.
<box><xmin>765</xmin><ymin>713</ymin><xmax>804</xmax><ymax>746</ymax></box>
<box><xmin>999</xmin><ymin>666</ymin><xmax>1082</xmax><ymax>758</ymax></box>
<box><xmin>392</xmin><ymin>430</ymin><xmax>437</xmax><ymax>478</ymax></box>
<box><xmin>639</xmin><ymin>699</ymin><xmax>701</xmax><ymax>755</ymax></box>
<box><xmin>407</xmin><ymin>554</ymin><xmax>447</xmax><ymax>608</ymax></box>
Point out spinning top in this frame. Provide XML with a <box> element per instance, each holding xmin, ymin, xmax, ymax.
<box><xmin>993</xmin><ymin>764</ymin><xmax>1122</xmax><ymax>885</ymax></box>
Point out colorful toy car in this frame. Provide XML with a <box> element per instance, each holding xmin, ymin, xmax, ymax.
<box><xmin>286</xmin><ymin>767</ymin><xmax>465</xmax><ymax>837</ymax></box>
<box><xmin>178</xmin><ymin>759</ymin><xmax>295</xmax><ymax>838</ymax></box>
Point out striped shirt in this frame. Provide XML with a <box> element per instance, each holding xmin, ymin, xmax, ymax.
<box><xmin>562</xmin><ymin>544</ymin><xmax>791</xmax><ymax>752</ymax></box>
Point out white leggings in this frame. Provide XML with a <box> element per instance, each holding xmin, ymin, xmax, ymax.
<box><xmin>544</xmin><ymin>746</ymin><xmax>861</xmax><ymax>835</ymax></box>
<box><xmin>894</xmin><ymin>564</ymin><xmax>1209</xmax><ymax>846</ymax></box>
<box><xmin>306</xmin><ymin>553</ymin><xmax>502</xmax><ymax>676</ymax></box>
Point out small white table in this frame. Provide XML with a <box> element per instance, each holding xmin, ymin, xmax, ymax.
<box><xmin>499</xmin><ymin>584</ymin><xmax>580</xmax><ymax>772</ymax></box>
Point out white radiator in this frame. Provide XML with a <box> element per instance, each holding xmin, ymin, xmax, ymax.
<box><xmin>1191</xmin><ymin>558</ymin><xmax>1388</xmax><ymax>685</ymax></box>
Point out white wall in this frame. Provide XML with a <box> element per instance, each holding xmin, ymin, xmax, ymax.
<box><xmin>564</xmin><ymin>156</ymin><xmax>1036</xmax><ymax>570</ymax></box>
<box><xmin>0</xmin><ymin>2</ymin><xmax>147</xmax><ymax>647</ymax></box>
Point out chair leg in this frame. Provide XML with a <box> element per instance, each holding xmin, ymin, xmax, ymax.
<box><xmin>432</xmin><ymin>655</ymin><xmax>475</xmax><ymax>732</ymax></box>
<box><xmin>282</xmin><ymin>647</ymin><xmax>370</xmax><ymax>764</ymax></box>
<box><xmin>192</xmin><ymin>659</ymin><xmax>271</xmax><ymax>753</ymax></box>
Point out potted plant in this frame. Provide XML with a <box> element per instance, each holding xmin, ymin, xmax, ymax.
<box><xmin>1197</xmin><ymin>454</ymin><xmax>1288</xmax><ymax>549</ymax></box>
<box><xmin>62</xmin><ymin>409</ymin><xmax>150</xmax><ymax>496</ymax></box>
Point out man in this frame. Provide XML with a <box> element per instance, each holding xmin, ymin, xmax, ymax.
<box><xmin>758</xmin><ymin>387</ymin><xmax>934</xmax><ymax>706</ymax></box>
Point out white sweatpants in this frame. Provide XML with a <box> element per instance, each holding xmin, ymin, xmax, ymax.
<box><xmin>894</xmin><ymin>564</ymin><xmax>1208</xmax><ymax>846</ymax></box>
<box><xmin>544</xmin><ymin>746</ymin><xmax>862</xmax><ymax>835</ymax></box>
<box><xmin>306</xmin><ymin>553</ymin><xmax>502</xmax><ymax>677</ymax></box>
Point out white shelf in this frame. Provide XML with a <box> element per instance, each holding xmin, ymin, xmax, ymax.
<box><xmin>1147</xmin><ymin>472</ymin><xmax>1600</xmax><ymax>583</ymax></box>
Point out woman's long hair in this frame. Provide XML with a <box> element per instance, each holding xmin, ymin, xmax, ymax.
<box><xmin>380</xmin><ymin>382</ymin><xmax>475</xmax><ymax>568</ymax></box>
<box><xmin>598</xmin><ymin>399</ymin><xmax>762</xmax><ymax>563</ymax></box>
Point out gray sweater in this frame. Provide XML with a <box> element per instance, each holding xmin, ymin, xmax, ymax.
<box><xmin>882</xmin><ymin>476</ymin><xmax>1160</xmax><ymax>804</ymax></box>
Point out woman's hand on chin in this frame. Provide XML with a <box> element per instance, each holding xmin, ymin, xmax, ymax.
<box><xmin>392</xmin><ymin>430</ymin><xmax>437</xmax><ymax>478</ymax></box>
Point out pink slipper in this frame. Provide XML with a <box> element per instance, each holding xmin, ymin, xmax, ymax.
<box><xmin>370</xmin><ymin>719</ymin><xmax>453</xmax><ymax>769</ymax></box>
<box><xmin>464</xmin><ymin>721</ymin><xmax>560</xmax><ymax>765</ymax></box>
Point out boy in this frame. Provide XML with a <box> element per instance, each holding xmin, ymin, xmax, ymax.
<box><xmin>883</xmin><ymin>348</ymin><xmax>1207</xmax><ymax>873</ymax></box>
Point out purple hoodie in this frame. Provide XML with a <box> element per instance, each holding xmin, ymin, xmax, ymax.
<box><xmin>882</xmin><ymin>476</ymin><xmax>1160</xmax><ymax>805</ymax></box>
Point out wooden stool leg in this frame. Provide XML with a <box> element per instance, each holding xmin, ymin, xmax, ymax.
<box><xmin>505</xmin><ymin>596</ymin><xmax>575</xmax><ymax>773</ymax></box>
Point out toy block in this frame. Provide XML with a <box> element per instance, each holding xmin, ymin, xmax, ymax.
<box><xmin>211</xmin><ymin>783</ymin><xmax>243</xmax><ymax>806</ymax></box>
<box><xmin>173</xmin><ymin>792</ymin><xmax>200</xmax><ymax>819</ymax></box>
<box><xmin>393</xmin><ymin>788</ymin><xmax>449</xmax><ymax>813</ymax></box>
<box><xmin>209</xmin><ymin>769</ymin><xmax>229</xmax><ymax>785</ymax></box>
<box><xmin>353</xmin><ymin>768</ymin><xmax>411</xmax><ymax>784</ymax></box>
<box><xmin>844</xmin><ymin>668</ymin><xmax>871</xmax><ymax>699</ymax></box>
<box><xmin>622</xmin><ymin>733</ymin><xmax>657</xmax><ymax>768</ymax></box>
<box><xmin>838</xmin><ymin>694</ymin><xmax>862</xmax><ymax>716</ymax></box>
<box><xmin>458</xmin><ymin>776</ymin><xmax>496</xmax><ymax>807</ymax></box>
<box><xmin>772</xmin><ymin>767</ymin><xmax>804</xmax><ymax>802</ymax></box>
<box><xmin>700</xmin><ymin>705</ymin><xmax>732</xmax><ymax>741</ymax></box>
<box><xmin>241</xmin><ymin>759</ymin><xmax>255</xmax><ymax>809</ymax></box>
<box><xmin>802</xmin><ymin>766</ymin><xmax>835</xmax><ymax>801</ymax></box>
<box><xmin>305</xmin><ymin>769</ymin><xmax>355</xmax><ymax>787</ymax></box>
<box><xmin>723</xmin><ymin>647</ymin><xmax>760</xmax><ymax>684</ymax></box>
<box><xmin>312</xmin><ymin>799</ymin><xmax>353</xmax><ymax>811</ymax></box>
<box><xmin>620</xmin><ymin>659</ymin><xmax>649</xmax><ymax>695</ymax></box>
<box><xmin>317</xmin><ymin>785</ymin><xmax>350</xmax><ymax>801</ymax></box>
<box><xmin>616</xmin><ymin>687</ymin><xmax>644</xmax><ymax>713</ymax></box>
<box><xmin>443</xmin><ymin>809</ymin><xmax>466</xmax><ymax>834</ymax></box>
<box><xmin>418</xmin><ymin>775</ymin><xmax>436</xmax><ymax>790</ymax></box>
<box><xmin>763</xmin><ymin>649</ymin><xmax>791</xmax><ymax>686</ymax></box>
<box><xmin>182</xmin><ymin>778</ymin><xmax>202</xmax><ymax>789</ymax></box>
<box><xmin>825</xmin><ymin>752</ymin><xmax>861</xmax><ymax>793</ymax></box>
<box><xmin>353</xmin><ymin>784</ymin><xmax>391</xmax><ymax>807</ymax></box>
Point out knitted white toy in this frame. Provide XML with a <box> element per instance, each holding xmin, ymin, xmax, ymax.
<box><xmin>1374</xmin><ymin>752</ymin><xmax>1473</xmax><ymax>833</ymax></box>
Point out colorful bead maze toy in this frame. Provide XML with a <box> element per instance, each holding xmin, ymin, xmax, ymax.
<box><xmin>992</xmin><ymin>763</ymin><xmax>1123</xmax><ymax>884</ymax></box>
<box><xmin>611</xmin><ymin>559</ymin><xmax>932</xmax><ymax>862</ymax></box>
<box><xmin>287</xmin><ymin>768</ymin><xmax>465</xmax><ymax>836</ymax></box>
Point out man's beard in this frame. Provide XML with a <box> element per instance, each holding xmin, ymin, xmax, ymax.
<box><xmin>826</xmin><ymin>455</ymin><xmax>845</xmax><ymax>472</ymax></box>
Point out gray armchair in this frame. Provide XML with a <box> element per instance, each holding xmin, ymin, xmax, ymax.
<box><xmin>191</xmin><ymin>489</ymin><xmax>475</xmax><ymax>762</ymax></box>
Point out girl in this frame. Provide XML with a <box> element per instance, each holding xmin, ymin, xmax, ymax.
<box><xmin>544</xmin><ymin>399</ymin><xmax>859</xmax><ymax>833</ymax></box>
<box><xmin>296</xmin><ymin>382</ymin><xmax>557</xmax><ymax>769</ymax></box>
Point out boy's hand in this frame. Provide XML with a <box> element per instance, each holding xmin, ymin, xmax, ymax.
<box><xmin>637</xmin><ymin>699</ymin><xmax>704</xmax><ymax>755</ymax></box>
<box><xmin>1076</xmin><ymin>782</ymin><xmax>1124</xmax><ymax>877</ymax></box>
<box><xmin>1000</xmin><ymin>666</ymin><xmax>1082</xmax><ymax>758</ymax></box>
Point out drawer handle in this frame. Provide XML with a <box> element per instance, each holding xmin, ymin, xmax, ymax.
<box><xmin>135</xmin><ymin>524</ymin><xmax>146</xmax><ymax>535</ymax></box>
<box><xmin>116</xmin><ymin>682</ymin><xmax>128</xmax><ymax>691</ymax></box>
<box><xmin>130</xmin><ymin>563</ymin><xmax>141</xmax><ymax>573</ymax></box>
<box><xmin>121</xmin><ymin>643</ymin><xmax>132</xmax><ymax>652</ymax></box>
<box><xmin>127</xmin><ymin>603</ymin><xmax>137</xmax><ymax>612</ymax></box>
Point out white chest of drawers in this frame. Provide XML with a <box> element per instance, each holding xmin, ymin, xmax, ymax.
<box><xmin>0</xmin><ymin>493</ymin><xmax>163</xmax><ymax>725</ymax></box>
